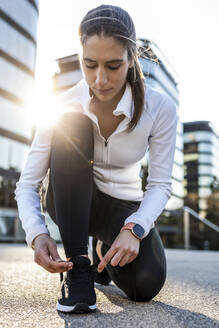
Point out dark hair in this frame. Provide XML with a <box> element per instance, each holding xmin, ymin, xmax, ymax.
<box><xmin>78</xmin><ymin>4</ymin><xmax>145</xmax><ymax>132</ymax></box>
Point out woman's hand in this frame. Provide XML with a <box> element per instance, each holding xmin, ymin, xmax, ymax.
<box><xmin>33</xmin><ymin>234</ymin><xmax>73</xmax><ymax>273</ymax></box>
<box><xmin>97</xmin><ymin>230</ymin><xmax>140</xmax><ymax>272</ymax></box>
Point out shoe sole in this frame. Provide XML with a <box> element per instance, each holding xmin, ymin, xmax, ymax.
<box><xmin>56</xmin><ymin>301</ymin><xmax>96</xmax><ymax>313</ymax></box>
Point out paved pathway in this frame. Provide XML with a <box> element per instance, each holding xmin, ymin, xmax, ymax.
<box><xmin>0</xmin><ymin>244</ymin><xmax>218</xmax><ymax>327</ymax></box>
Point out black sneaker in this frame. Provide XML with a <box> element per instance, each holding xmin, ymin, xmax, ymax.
<box><xmin>56</xmin><ymin>256</ymin><xmax>96</xmax><ymax>313</ymax></box>
<box><xmin>92</xmin><ymin>265</ymin><xmax>112</xmax><ymax>286</ymax></box>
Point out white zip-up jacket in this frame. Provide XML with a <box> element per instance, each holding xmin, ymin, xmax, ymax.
<box><xmin>14</xmin><ymin>78</ymin><xmax>178</xmax><ymax>248</ymax></box>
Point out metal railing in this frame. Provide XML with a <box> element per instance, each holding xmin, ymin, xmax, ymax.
<box><xmin>183</xmin><ymin>206</ymin><xmax>219</xmax><ymax>250</ymax></box>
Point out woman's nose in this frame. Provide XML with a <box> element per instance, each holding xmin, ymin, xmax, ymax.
<box><xmin>95</xmin><ymin>67</ymin><xmax>108</xmax><ymax>86</ymax></box>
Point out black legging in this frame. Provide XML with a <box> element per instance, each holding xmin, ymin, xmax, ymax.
<box><xmin>46</xmin><ymin>112</ymin><xmax>167</xmax><ymax>302</ymax></box>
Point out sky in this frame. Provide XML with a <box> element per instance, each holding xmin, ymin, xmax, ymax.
<box><xmin>34</xmin><ymin>0</ymin><xmax>219</xmax><ymax>131</ymax></box>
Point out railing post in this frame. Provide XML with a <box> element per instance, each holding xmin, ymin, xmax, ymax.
<box><xmin>184</xmin><ymin>209</ymin><xmax>190</xmax><ymax>250</ymax></box>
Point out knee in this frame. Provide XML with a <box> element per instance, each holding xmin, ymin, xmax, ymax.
<box><xmin>130</xmin><ymin>267</ymin><xmax>167</xmax><ymax>302</ymax></box>
<box><xmin>53</xmin><ymin>112</ymin><xmax>93</xmax><ymax>146</ymax></box>
<box><xmin>57</xmin><ymin>111</ymin><xmax>92</xmax><ymax>129</ymax></box>
<box><xmin>50</xmin><ymin>113</ymin><xmax>94</xmax><ymax>168</ymax></box>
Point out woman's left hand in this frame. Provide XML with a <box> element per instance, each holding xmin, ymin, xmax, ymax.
<box><xmin>97</xmin><ymin>230</ymin><xmax>140</xmax><ymax>272</ymax></box>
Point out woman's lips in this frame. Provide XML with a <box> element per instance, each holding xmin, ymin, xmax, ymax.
<box><xmin>95</xmin><ymin>88</ymin><xmax>113</xmax><ymax>94</ymax></box>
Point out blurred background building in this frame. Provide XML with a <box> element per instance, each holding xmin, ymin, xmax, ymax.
<box><xmin>53</xmin><ymin>54</ymin><xmax>83</xmax><ymax>93</ymax></box>
<box><xmin>0</xmin><ymin>0</ymin><xmax>39</xmax><ymax>241</ymax></box>
<box><xmin>184</xmin><ymin>121</ymin><xmax>219</xmax><ymax>216</ymax></box>
<box><xmin>184</xmin><ymin>121</ymin><xmax>219</xmax><ymax>249</ymax></box>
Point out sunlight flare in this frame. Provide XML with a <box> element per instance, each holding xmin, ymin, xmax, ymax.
<box><xmin>26</xmin><ymin>85</ymin><xmax>63</xmax><ymax>129</ymax></box>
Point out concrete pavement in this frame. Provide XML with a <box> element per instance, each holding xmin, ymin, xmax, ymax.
<box><xmin>0</xmin><ymin>244</ymin><xmax>218</xmax><ymax>328</ymax></box>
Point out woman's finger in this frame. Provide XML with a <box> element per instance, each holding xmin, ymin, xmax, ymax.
<box><xmin>97</xmin><ymin>246</ymin><xmax>117</xmax><ymax>272</ymax></box>
<box><xmin>48</xmin><ymin>242</ymin><xmax>62</xmax><ymax>262</ymax></box>
<box><xmin>47</xmin><ymin>242</ymin><xmax>73</xmax><ymax>270</ymax></box>
<box><xmin>118</xmin><ymin>254</ymin><xmax>131</xmax><ymax>267</ymax></box>
<box><xmin>48</xmin><ymin>258</ymin><xmax>73</xmax><ymax>273</ymax></box>
<box><xmin>110</xmin><ymin>250</ymin><xmax>124</xmax><ymax>267</ymax></box>
<box><xmin>35</xmin><ymin>248</ymin><xmax>72</xmax><ymax>273</ymax></box>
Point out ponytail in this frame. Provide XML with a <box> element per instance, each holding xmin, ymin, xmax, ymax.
<box><xmin>126</xmin><ymin>51</ymin><xmax>145</xmax><ymax>132</ymax></box>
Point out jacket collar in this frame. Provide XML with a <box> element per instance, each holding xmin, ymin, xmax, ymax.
<box><xmin>80</xmin><ymin>79</ymin><xmax>133</xmax><ymax>121</ymax></box>
<box><xmin>112</xmin><ymin>82</ymin><xmax>133</xmax><ymax>120</ymax></box>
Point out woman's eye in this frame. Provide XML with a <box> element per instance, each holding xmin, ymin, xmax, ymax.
<box><xmin>108</xmin><ymin>66</ymin><xmax>121</xmax><ymax>70</ymax></box>
<box><xmin>85</xmin><ymin>65</ymin><xmax>96</xmax><ymax>69</ymax></box>
<box><xmin>85</xmin><ymin>64</ymin><xmax>121</xmax><ymax>70</ymax></box>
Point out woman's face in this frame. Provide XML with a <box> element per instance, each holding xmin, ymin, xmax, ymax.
<box><xmin>81</xmin><ymin>35</ymin><xmax>132</xmax><ymax>104</ymax></box>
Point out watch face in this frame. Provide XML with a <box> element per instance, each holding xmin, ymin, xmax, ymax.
<box><xmin>133</xmin><ymin>224</ymin><xmax>145</xmax><ymax>239</ymax></box>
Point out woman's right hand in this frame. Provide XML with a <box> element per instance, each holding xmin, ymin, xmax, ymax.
<box><xmin>33</xmin><ymin>234</ymin><xmax>73</xmax><ymax>273</ymax></box>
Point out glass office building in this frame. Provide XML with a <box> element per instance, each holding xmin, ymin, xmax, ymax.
<box><xmin>184</xmin><ymin>121</ymin><xmax>219</xmax><ymax>217</ymax></box>
<box><xmin>0</xmin><ymin>0</ymin><xmax>39</xmax><ymax>240</ymax></box>
<box><xmin>183</xmin><ymin>121</ymin><xmax>219</xmax><ymax>250</ymax></box>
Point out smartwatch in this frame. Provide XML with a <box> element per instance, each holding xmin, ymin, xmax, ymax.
<box><xmin>131</xmin><ymin>223</ymin><xmax>145</xmax><ymax>240</ymax></box>
<box><xmin>120</xmin><ymin>223</ymin><xmax>145</xmax><ymax>241</ymax></box>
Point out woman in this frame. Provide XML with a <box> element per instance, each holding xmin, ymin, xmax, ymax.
<box><xmin>15</xmin><ymin>4</ymin><xmax>178</xmax><ymax>314</ymax></box>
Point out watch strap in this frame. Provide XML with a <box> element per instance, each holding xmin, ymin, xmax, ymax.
<box><xmin>120</xmin><ymin>223</ymin><xmax>135</xmax><ymax>233</ymax></box>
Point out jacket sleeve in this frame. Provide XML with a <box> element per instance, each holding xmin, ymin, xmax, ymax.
<box><xmin>124</xmin><ymin>96</ymin><xmax>179</xmax><ymax>237</ymax></box>
<box><xmin>14</xmin><ymin>125</ymin><xmax>54</xmax><ymax>248</ymax></box>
